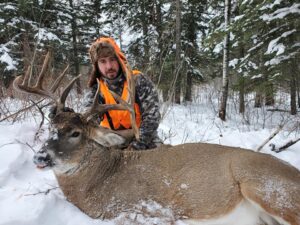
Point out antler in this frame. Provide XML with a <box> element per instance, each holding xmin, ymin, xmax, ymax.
<box><xmin>13</xmin><ymin>52</ymin><xmax>81</xmax><ymax>111</ymax></box>
<box><xmin>84</xmin><ymin>63</ymin><xmax>140</xmax><ymax>140</ymax></box>
<box><xmin>123</xmin><ymin>63</ymin><xmax>139</xmax><ymax>140</ymax></box>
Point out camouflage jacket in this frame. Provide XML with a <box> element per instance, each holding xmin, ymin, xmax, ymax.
<box><xmin>83</xmin><ymin>72</ymin><xmax>161</xmax><ymax>145</ymax></box>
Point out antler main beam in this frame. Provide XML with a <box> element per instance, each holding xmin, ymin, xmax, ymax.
<box><xmin>13</xmin><ymin>52</ymin><xmax>80</xmax><ymax>112</ymax></box>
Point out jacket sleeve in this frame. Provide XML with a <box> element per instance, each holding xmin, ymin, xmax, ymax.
<box><xmin>135</xmin><ymin>73</ymin><xmax>161</xmax><ymax>144</ymax></box>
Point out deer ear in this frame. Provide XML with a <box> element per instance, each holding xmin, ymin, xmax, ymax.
<box><xmin>90</xmin><ymin>128</ymin><xmax>126</xmax><ymax>147</ymax></box>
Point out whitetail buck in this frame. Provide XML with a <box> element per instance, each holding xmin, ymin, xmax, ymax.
<box><xmin>14</xmin><ymin>53</ymin><xmax>300</xmax><ymax>225</ymax></box>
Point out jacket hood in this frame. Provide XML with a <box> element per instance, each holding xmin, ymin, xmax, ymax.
<box><xmin>88</xmin><ymin>37</ymin><xmax>131</xmax><ymax>87</ymax></box>
<box><xmin>89</xmin><ymin>37</ymin><xmax>128</xmax><ymax>75</ymax></box>
<box><xmin>88</xmin><ymin>37</ymin><xmax>141</xmax><ymax>88</ymax></box>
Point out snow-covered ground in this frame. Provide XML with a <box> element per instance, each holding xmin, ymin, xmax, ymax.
<box><xmin>0</xmin><ymin>95</ymin><xmax>299</xmax><ymax>225</ymax></box>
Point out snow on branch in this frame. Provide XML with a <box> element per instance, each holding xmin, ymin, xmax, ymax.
<box><xmin>34</xmin><ymin>28</ymin><xmax>62</xmax><ymax>43</ymax></box>
<box><xmin>260</xmin><ymin>3</ymin><xmax>300</xmax><ymax>22</ymax></box>
<box><xmin>265</xmin><ymin>29</ymin><xmax>296</xmax><ymax>56</ymax></box>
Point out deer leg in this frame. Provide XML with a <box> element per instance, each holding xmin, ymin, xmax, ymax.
<box><xmin>240</xmin><ymin>182</ymin><xmax>299</xmax><ymax>225</ymax></box>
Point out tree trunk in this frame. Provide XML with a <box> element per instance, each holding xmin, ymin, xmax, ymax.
<box><xmin>238</xmin><ymin>33</ymin><xmax>245</xmax><ymax>114</ymax></box>
<box><xmin>117</xmin><ymin>0</ymin><xmax>123</xmax><ymax>50</ymax></box>
<box><xmin>290</xmin><ymin>66</ymin><xmax>297</xmax><ymax>115</ymax></box>
<box><xmin>239</xmin><ymin>76</ymin><xmax>245</xmax><ymax>113</ymax></box>
<box><xmin>254</xmin><ymin>91</ymin><xmax>262</xmax><ymax>108</ymax></box>
<box><xmin>154</xmin><ymin>0</ymin><xmax>164</xmax><ymax>84</ymax></box>
<box><xmin>297</xmin><ymin>72</ymin><xmax>300</xmax><ymax>108</ymax></box>
<box><xmin>174</xmin><ymin>0</ymin><xmax>182</xmax><ymax>104</ymax></box>
<box><xmin>185</xmin><ymin>72</ymin><xmax>192</xmax><ymax>102</ymax></box>
<box><xmin>155</xmin><ymin>0</ymin><xmax>163</xmax><ymax>58</ymax></box>
<box><xmin>265</xmin><ymin>82</ymin><xmax>275</xmax><ymax>106</ymax></box>
<box><xmin>0</xmin><ymin>80</ymin><xmax>4</xmax><ymax>98</ymax></box>
<box><xmin>94</xmin><ymin>0</ymin><xmax>101</xmax><ymax>37</ymax></box>
<box><xmin>218</xmin><ymin>0</ymin><xmax>231</xmax><ymax>121</ymax></box>
<box><xmin>288</xmin><ymin>31</ymin><xmax>297</xmax><ymax>115</ymax></box>
<box><xmin>141</xmin><ymin>0</ymin><xmax>150</xmax><ymax>72</ymax></box>
<box><xmin>69</xmin><ymin>0</ymin><xmax>82</xmax><ymax>94</ymax></box>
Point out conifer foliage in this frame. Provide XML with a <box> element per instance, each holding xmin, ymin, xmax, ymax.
<box><xmin>0</xmin><ymin>0</ymin><xmax>299</xmax><ymax>115</ymax></box>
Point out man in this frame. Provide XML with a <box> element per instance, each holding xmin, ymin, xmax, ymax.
<box><xmin>84</xmin><ymin>37</ymin><xmax>161</xmax><ymax>150</ymax></box>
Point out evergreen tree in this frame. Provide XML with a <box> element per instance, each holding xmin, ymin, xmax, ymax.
<box><xmin>0</xmin><ymin>0</ymin><xmax>61</xmax><ymax>87</ymax></box>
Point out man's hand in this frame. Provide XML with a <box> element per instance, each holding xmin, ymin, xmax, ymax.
<box><xmin>129</xmin><ymin>140</ymin><xmax>157</xmax><ymax>150</ymax></box>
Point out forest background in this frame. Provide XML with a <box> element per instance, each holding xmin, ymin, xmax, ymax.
<box><xmin>0</xmin><ymin>0</ymin><xmax>299</xmax><ymax>120</ymax></box>
<box><xmin>0</xmin><ymin>2</ymin><xmax>300</xmax><ymax>223</ymax></box>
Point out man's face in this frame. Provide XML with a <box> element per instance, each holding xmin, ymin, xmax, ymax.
<box><xmin>97</xmin><ymin>56</ymin><xmax>120</xmax><ymax>80</ymax></box>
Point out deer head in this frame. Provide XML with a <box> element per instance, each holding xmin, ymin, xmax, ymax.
<box><xmin>13</xmin><ymin>52</ymin><xmax>136</xmax><ymax>169</ymax></box>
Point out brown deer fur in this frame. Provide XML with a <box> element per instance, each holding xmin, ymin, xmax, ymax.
<box><xmin>38</xmin><ymin>112</ymin><xmax>300</xmax><ymax>225</ymax></box>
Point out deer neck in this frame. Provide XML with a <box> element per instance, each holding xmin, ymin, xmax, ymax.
<box><xmin>54</xmin><ymin>139</ymin><xmax>146</xmax><ymax>217</ymax></box>
<box><xmin>87</xmin><ymin>125</ymin><xmax>131</xmax><ymax>148</ymax></box>
<box><xmin>54</xmin><ymin>137</ymin><xmax>143</xmax><ymax>189</ymax></box>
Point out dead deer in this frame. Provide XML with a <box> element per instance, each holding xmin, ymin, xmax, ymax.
<box><xmin>14</xmin><ymin>53</ymin><xmax>300</xmax><ymax>225</ymax></box>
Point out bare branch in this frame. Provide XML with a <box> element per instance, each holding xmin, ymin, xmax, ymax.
<box><xmin>0</xmin><ymin>99</ymin><xmax>47</xmax><ymax>123</ymax></box>
<box><xmin>272</xmin><ymin>137</ymin><xmax>300</xmax><ymax>153</ymax></box>
<box><xmin>256</xmin><ymin>125</ymin><xmax>284</xmax><ymax>152</ymax></box>
<box><xmin>24</xmin><ymin>187</ymin><xmax>59</xmax><ymax>196</ymax></box>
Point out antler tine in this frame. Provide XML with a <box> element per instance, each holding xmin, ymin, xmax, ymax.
<box><xmin>13</xmin><ymin>52</ymin><xmax>68</xmax><ymax>102</ymax></box>
<box><xmin>34</xmin><ymin>51</ymin><xmax>51</xmax><ymax>90</ymax></box>
<box><xmin>21</xmin><ymin>65</ymin><xmax>32</xmax><ymax>87</ymax></box>
<box><xmin>110</xmin><ymin>90</ymin><xmax>134</xmax><ymax>113</ymax></box>
<box><xmin>123</xmin><ymin>64</ymin><xmax>140</xmax><ymax>140</ymax></box>
<box><xmin>50</xmin><ymin>64</ymin><xmax>69</xmax><ymax>93</ymax></box>
<box><xmin>83</xmin><ymin>80</ymin><xmax>128</xmax><ymax>119</ymax></box>
<box><xmin>58</xmin><ymin>74</ymin><xmax>81</xmax><ymax>111</ymax></box>
<box><xmin>23</xmin><ymin>52</ymin><xmax>55</xmax><ymax>100</ymax></box>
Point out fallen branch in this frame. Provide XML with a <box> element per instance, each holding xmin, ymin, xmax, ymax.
<box><xmin>256</xmin><ymin>125</ymin><xmax>284</xmax><ymax>152</ymax></box>
<box><xmin>267</xmin><ymin>108</ymin><xmax>300</xmax><ymax>113</ymax></box>
<box><xmin>0</xmin><ymin>142</ymin><xmax>17</xmax><ymax>149</ymax></box>
<box><xmin>24</xmin><ymin>187</ymin><xmax>59</xmax><ymax>196</ymax></box>
<box><xmin>0</xmin><ymin>99</ymin><xmax>46</xmax><ymax>122</ymax></box>
<box><xmin>272</xmin><ymin>137</ymin><xmax>300</xmax><ymax>153</ymax></box>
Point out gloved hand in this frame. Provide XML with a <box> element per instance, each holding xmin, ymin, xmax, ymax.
<box><xmin>48</xmin><ymin>105</ymin><xmax>74</xmax><ymax>119</ymax></box>
<box><xmin>130</xmin><ymin>140</ymin><xmax>157</xmax><ymax>150</ymax></box>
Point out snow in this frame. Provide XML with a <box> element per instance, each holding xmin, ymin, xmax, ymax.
<box><xmin>260</xmin><ymin>3</ymin><xmax>300</xmax><ymax>21</ymax></box>
<box><xmin>260</xmin><ymin>0</ymin><xmax>283</xmax><ymax>11</ymax></box>
<box><xmin>0</xmin><ymin>51</ymin><xmax>18</xmax><ymax>70</ymax></box>
<box><xmin>3</xmin><ymin>4</ymin><xmax>17</xmax><ymax>11</ymax></box>
<box><xmin>35</xmin><ymin>28</ymin><xmax>62</xmax><ymax>43</ymax></box>
<box><xmin>0</xmin><ymin>92</ymin><xmax>300</xmax><ymax>225</ymax></box>
<box><xmin>233</xmin><ymin>15</ymin><xmax>245</xmax><ymax>22</ymax></box>
<box><xmin>265</xmin><ymin>52</ymin><xmax>297</xmax><ymax>66</ymax></box>
<box><xmin>265</xmin><ymin>29</ymin><xmax>296</xmax><ymax>56</ymax></box>
<box><xmin>229</xmin><ymin>58</ymin><xmax>239</xmax><ymax>68</ymax></box>
<box><xmin>213</xmin><ymin>42</ymin><xmax>223</xmax><ymax>54</ymax></box>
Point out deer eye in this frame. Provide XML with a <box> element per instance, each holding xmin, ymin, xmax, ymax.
<box><xmin>71</xmin><ymin>131</ymin><xmax>80</xmax><ymax>138</ymax></box>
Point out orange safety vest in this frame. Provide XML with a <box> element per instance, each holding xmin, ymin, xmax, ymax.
<box><xmin>98</xmin><ymin>72</ymin><xmax>141</xmax><ymax>130</ymax></box>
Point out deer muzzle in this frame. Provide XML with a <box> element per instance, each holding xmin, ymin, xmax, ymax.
<box><xmin>33</xmin><ymin>148</ymin><xmax>54</xmax><ymax>168</ymax></box>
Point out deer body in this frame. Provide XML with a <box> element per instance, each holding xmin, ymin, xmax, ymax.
<box><xmin>52</xmin><ymin>139</ymin><xmax>300</xmax><ymax>224</ymax></box>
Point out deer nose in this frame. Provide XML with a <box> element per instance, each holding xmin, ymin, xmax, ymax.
<box><xmin>33</xmin><ymin>149</ymin><xmax>53</xmax><ymax>168</ymax></box>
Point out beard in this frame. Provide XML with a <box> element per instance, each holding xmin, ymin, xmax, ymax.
<box><xmin>104</xmin><ymin>68</ymin><xmax>121</xmax><ymax>80</ymax></box>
